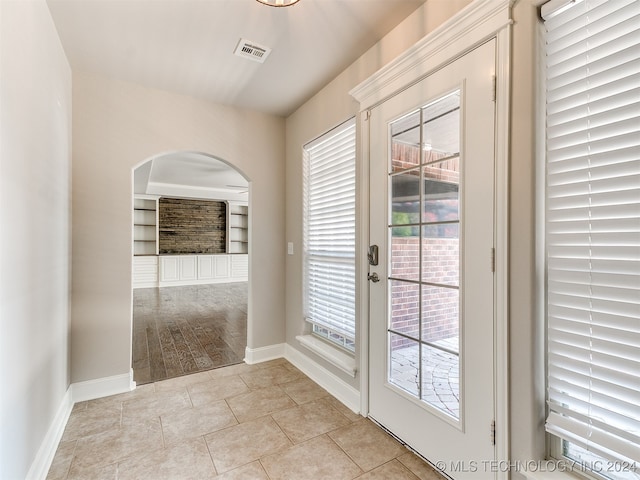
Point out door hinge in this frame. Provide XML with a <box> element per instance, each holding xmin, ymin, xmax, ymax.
<box><xmin>365</xmin><ymin>110</ymin><xmax>371</xmax><ymax>121</ymax></box>
<box><xmin>491</xmin><ymin>419</ymin><xmax>496</xmax><ymax>445</ymax></box>
<box><xmin>491</xmin><ymin>75</ymin><xmax>497</xmax><ymax>102</ymax></box>
<box><xmin>491</xmin><ymin>248</ymin><xmax>496</xmax><ymax>273</ymax></box>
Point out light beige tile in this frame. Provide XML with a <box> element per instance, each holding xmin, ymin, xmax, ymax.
<box><xmin>62</xmin><ymin>404</ymin><xmax>121</xmax><ymax>442</ymax></box>
<box><xmin>187</xmin><ymin>375</ymin><xmax>249</xmax><ymax>406</ymax></box>
<box><xmin>272</xmin><ymin>398</ymin><xmax>351</xmax><ymax>444</ymax></box>
<box><xmin>46</xmin><ymin>440</ymin><xmax>76</xmax><ymax>480</ymax></box>
<box><xmin>226</xmin><ymin>386</ymin><xmax>296</xmax><ymax>423</ymax></box>
<box><xmin>255</xmin><ymin>358</ymin><xmax>288</xmax><ymax>369</ymax></box>
<box><xmin>121</xmin><ymin>389</ymin><xmax>191</xmax><ymax>423</ymax></box>
<box><xmin>280</xmin><ymin>378</ymin><xmax>329</xmax><ymax>405</ymax></box>
<box><xmin>117</xmin><ymin>437</ymin><xmax>216</xmax><ymax>480</ymax></box>
<box><xmin>356</xmin><ymin>459</ymin><xmax>420</xmax><ymax>479</ymax></box>
<box><xmin>397</xmin><ymin>452</ymin><xmax>445</xmax><ymax>480</ymax></box>
<box><xmin>281</xmin><ymin>363</ymin><xmax>304</xmax><ymax>374</ymax></box>
<box><xmin>86</xmin><ymin>383</ymin><xmax>156</xmax><ymax>410</ymax></box>
<box><xmin>71</xmin><ymin>402</ymin><xmax>88</xmax><ymax>413</ymax></box>
<box><xmin>328</xmin><ymin>419</ymin><xmax>406</xmax><ymax>472</ymax></box>
<box><xmin>239</xmin><ymin>365</ymin><xmax>304</xmax><ymax>390</ymax></box>
<box><xmin>72</xmin><ymin>418</ymin><xmax>164</xmax><ymax>468</ymax></box>
<box><xmin>260</xmin><ymin>434</ymin><xmax>362</xmax><ymax>480</ymax></box>
<box><xmin>160</xmin><ymin>400</ymin><xmax>237</xmax><ymax>445</ymax></box>
<box><xmin>204</xmin><ymin>416</ymin><xmax>291</xmax><ymax>473</ymax></box>
<box><xmin>324</xmin><ymin>396</ymin><xmax>362</xmax><ymax>423</ymax></box>
<box><xmin>66</xmin><ymin>460</ymin><xmax>117</xmax><ymax>480</ymax></box>
<box><xmin>154</xmin><ymin>371</ymin><xmax>212</xmax><ymax>393</ymax></box>
<box><xmin>214</xmin><ymin>461</ymin><xmax>268</xmax><ymax>480</ymax></box>
<box><xmin>208</xmin><ymin>363</ymin><xmax>261</xmax><ymax>379</ymax></box>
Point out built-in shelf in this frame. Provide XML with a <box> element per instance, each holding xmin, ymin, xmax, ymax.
<box><xmin>227</xmin><ymin>202</ymin><xmax>248</xmax><ymax>254</ymax></box>
<box><xmin>133</xmin><ymin>197</ymin><xmax>158</xmax><ymax>256</ymax></box>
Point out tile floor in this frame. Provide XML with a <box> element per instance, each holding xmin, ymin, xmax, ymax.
<box><xmin>47</xmin><ymin>359</ymin><xmax>445</xmax><ymax>480</ymax></box>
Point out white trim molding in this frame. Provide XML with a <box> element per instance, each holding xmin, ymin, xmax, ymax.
<box><xmin>350</xmin><ymin>0</ymin><xmax>512</xmax><ymax>111</ymax></box>
<box><xmin>27</xmin><ymin>370</ymin><xmax>136</xmax><ymax>479</ymax></box>
<box><xmin>285</xmin><ymin>344</ymin><xmax>361</xmax><ymax>415</ymax></box>
<box><xmin>244</xmin><ymin>343</ymin><xmax>286</xmax><ymax>364</ymax></box>
<box><xmin>350</xmin><ymin>0</ymin><xmax>512</xmax><ymax>478</ymax></box>
<box><xmin>71</xmin><ymin>370</ymin><xmax>136</xmax><ymax>403</ymax></box>
<box><xmin>25</xmin><ymin>388</ymin><xmax>74</xmax><ymax>480</ymax></box>
<box><xmin>295</xmin><ymin>335</ymin><xmax>357</xmax><ymax>377</ymax></box>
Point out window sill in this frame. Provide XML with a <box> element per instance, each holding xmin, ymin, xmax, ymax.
<box><xmin>519</xmin><ymin>470</ymin><xmax>583</xmax><ymax>480</ymax></box>
<box><xmin>296</xmin><ymin>335</ymin><xmax>357</xmax><ymax>378</ymax></box>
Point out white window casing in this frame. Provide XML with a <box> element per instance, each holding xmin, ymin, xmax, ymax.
<box><xmin>303</xmin><ymin>118</ymin><xmax>357</xmax><ymax>352</ymax></box>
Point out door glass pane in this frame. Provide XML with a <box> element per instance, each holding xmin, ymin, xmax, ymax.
<box><xmin>390</xmin><ymin>280</ymin><xmax>420</xmax><ymax>338</ymax></box>
<box><xmin>391</xmin><ymin>170</ymin><xmax>420</xmax><ymax>226</ymax></box>
<box><xmin>421</xmin><ymin>343</ymin><xmax>460</xmax><ymax>418</ymax></box>
<box><xmin>422</xmin><ymin>157</ymin><xmax>460</xmax><ymax>223</ymax></box>
<box><xmin>421</xmin><ymin>285</ymin><xmax>459</xmax><ymax>351</ymax></box>
<box><xmin>391</xmin><ymin>110</ymin><xmax>421</xmax><ymax>173</ymax></box>
<box><xmin>422</xmin><ymin>225</ymin><xmax>459</xmax><ymax>286</ymax></box>
<box><xmin>387</xmin><ymin>90</ymin><xmax>461</xmax><ymax>421</ymax></box>
<box><xmin>391</xmin><ymin>235</ymin><xmax>419</xmax><ymax>281</ymax></box>
<box><xmin>389</xmin><ymin>333</ymin><xmax>420</xmax><ymax>397</ymax></box>
<box><xmin>422</xmin><ymin>92</ymin><xmax>460</xmax><ymax>158</ymax></box>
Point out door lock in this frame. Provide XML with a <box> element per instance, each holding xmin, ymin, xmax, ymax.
<box><xmin>367</xmin><ymin>272</ymin><xmax>380</xmax><ymax>283</ymax></box>
<box><xmin>368</xmin><ymin>245</ymin><xmax>379</xmax><ymax>266</ymax></box>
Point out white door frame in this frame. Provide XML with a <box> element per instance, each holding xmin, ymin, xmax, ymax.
<box><xmin>350</xmin><ymin>0</ymin><xmax>511</xmax><ymax>476</ymax></box>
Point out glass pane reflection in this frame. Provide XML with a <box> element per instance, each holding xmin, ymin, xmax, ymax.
<box><xmin>391</xmin><ymin>110</ymin><xmax>421</xmax><ymax>173</ymax></box>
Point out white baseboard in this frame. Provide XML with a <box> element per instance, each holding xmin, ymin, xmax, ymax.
<box><xmin>244</xmin><ymin>343</ymin><xmax>286</xmax><ymax>364</ymax></box>
<box><xmin>285</xmin><ymin>344</ymin><xmax>361</xmax><ymax>415</ymax></box>
<box><xmin>27</xmin><ymin>370</ymin><xmax>136</xmax><ymax>479</ymax></box>
<box><xmin>71</xmin><ymin>369</ymin><xmax>136</xmax><ymax>403</ymax></box>
<box><xmin>133</xmin><ymin>281</ymin><xmax>158</xmax><ymax>289</ymax></box>
<box><xmin>158</xmin><ymin>277</ymin><xmax>247</xmax><ymax>288</ymax></box>
<box><xmin>25</xmin><ymin>387</ymin><xmax>74</xmax><ymax>480</ymax></box>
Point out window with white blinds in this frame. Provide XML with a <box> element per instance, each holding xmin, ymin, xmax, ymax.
<box><xmin>542</xmin><ymin>0</ymin><xmax>640</xmax><ymax>473</ymax></box>
<box><xmin>303</xmin><ymin>118</ymin><xmax>356</xmax><ymax>352</ymax></box>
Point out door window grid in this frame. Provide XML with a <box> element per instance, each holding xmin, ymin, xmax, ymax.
<box><xmin>387</xmin><ymin>91</ymin><xmax>462</xmax><ymax>419</ymax></box>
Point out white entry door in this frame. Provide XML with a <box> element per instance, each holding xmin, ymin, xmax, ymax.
<box><xmin>368</xmin><ymin>39</ymin><xmax>497</xmax><ymax>478</ymax></box>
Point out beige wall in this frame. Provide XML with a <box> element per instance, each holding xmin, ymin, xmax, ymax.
<box><xmin>509</xmin><ymin>0</ymin><xmax>547</xmax><ymax>467</ymax></box>
<box><xmin>285</xmin><ymin>0</ymin><xmax>473</xmax><ymax>388</ymax></box>
<box><xmin>0</xmin><ymin>1</ymin><xmax>72</xmax><ymax>477</ymax></box>
<box><xmin>71</xmin><ymin>72</ymin><xmax>285</xmax><ymax>382</ymax></box>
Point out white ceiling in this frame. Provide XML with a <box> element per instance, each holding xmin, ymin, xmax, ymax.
<box><xmin>134</xmin><ymin>153</ymin><xmax>250</xmax><ymax>202</ymax></box>
<box><xmin>46</xmin><ymin>0</ymin><xmax>426</xmax><ymax>118</ymax></box>
<box><xmin>48</xmin><ymin>0</ymin><xmax>425</xmax><ymax>199</ymax></box>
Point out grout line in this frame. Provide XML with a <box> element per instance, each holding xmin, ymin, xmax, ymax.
<box><xmin>158</xmin><ymin>415</ymin><xmax>167</xmax><ymax>449</ymax></box>
<box><xmin>201</xmin><ymin>434</ymin><xmax>219</xmax><ymax>476</ymax></box>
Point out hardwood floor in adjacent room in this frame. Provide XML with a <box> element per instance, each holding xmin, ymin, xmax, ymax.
<box><xmin>132</xmin><ymin>283</ymin><xmax>247</xmax><ymax>385</ymax></box>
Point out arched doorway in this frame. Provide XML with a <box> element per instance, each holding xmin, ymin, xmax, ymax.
<box><xmin>131</xmin><ymin>151</ymin><xmax>250</xmax><ymax>384</ymax></box>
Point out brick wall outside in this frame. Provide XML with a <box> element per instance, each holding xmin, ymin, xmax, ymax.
<box><xmin>390</xmin><ymin>236</ymin><xmax>459</xmax><ymax>350</ymax></box>
<box><xmin>159</xmin><ymin>197</ymin><xmax>226</xmax><ymax>254</ymax></box>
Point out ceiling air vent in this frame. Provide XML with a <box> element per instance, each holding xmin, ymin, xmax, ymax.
<box><xmin>234</xmin><ymin>38</ymin><xmax>272</xmax><ymax>64</ymax></box>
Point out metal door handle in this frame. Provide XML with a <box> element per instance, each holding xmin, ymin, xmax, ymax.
<box><xmin>368</xmin><ymin>272</ymin><xmax>380</xmax><ymax>283</ymax></box>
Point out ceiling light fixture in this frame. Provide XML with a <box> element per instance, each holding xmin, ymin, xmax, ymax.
<box><xmin>256</xmin><ymin>0</ymin><xmax>301</xmax><ymax>7</ymax></box>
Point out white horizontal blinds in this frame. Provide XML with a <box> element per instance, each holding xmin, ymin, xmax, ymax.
<box><xmin>543</xmin><ymin>0</ymin><xmax>640</xmax><ymax>465</ymax></box>
<box><xmin>303</xmin><ymin>119</ymin><xmax>356</xmax><ymax>342</ymax></box>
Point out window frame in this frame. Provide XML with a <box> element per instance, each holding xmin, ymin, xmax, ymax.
<box><xmin>540</xmin><ymin>1</ymin><xmax>640</xmax><ymax>478</ymax></box>
<box><xmin>302</xmin><ymin>117</ymin><xmax>357</xmax><ymax>355</ymax></box>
